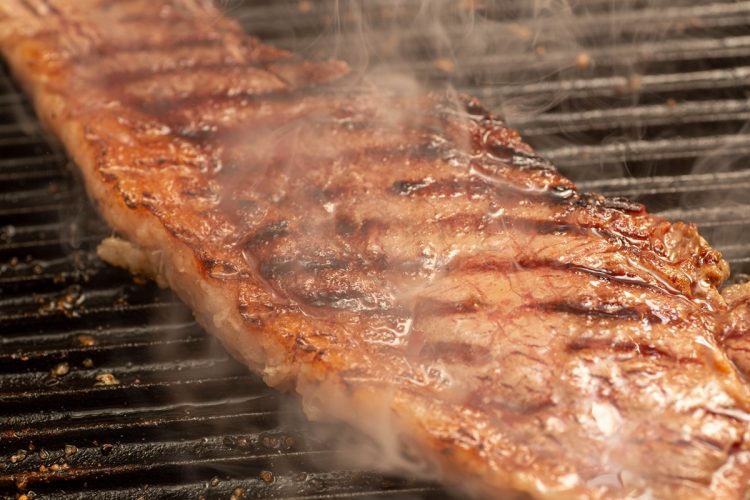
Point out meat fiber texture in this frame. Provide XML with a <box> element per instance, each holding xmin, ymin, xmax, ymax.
<box><xmin>2</xmin><ymin>1</ymin><xmax>750</xmax><ymax>498</ymax></box>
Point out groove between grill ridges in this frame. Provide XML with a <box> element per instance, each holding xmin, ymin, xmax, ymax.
<box><xmin>0</xmin><ymin>190</ymin><xmax>76</xmax><ymax>209</ymax></box>
<box><xmin>399</xmin><ymin>36</ymin><xmax>750</xmax><ymax>82</ymax></box>
<box><xmin>266</xmin><ymin>20</ymin><xmax>750</xmax><ymax>72</ymax></box>
<box><xmin>0</xmin><ymin>123</ymin><xmax>39</xmax><ymax>135</ymax></box>
<box><xmin>0</xmin><ymin>221</ymin><xmax>82</xmax><ymax>236</ymax></box>
<box><xmin>0</xmin><ymin>299</ymin><xmax>181</xmax><ymax>321</ymax></box>
<box><xmin>0</xmin><ymin>221</ymin><xmax>108</xmax><ymax>247</ymax></box>
<box><xmin>569</xmin><ymin>179</ymin><xmax>750</xmax><ymax>199</ymax></box>
<box><xmin>0</xmin><ymin>374</ymin><xmax>258</xmax><ymax>406</ymax></box>
<box><xmin>515</xmin><ymin>99</ymin><xmax>750</xmax><ymax>136</ymax></box>
<box><xmin>232</xmin><ymin>0</ymin><xmax>742</xmax><ymax>33</ymax></box>
<box><xmin>713</xmin><ymin>243</ymin><xmax>750</xmax><ymax>257</ymax></box>
<box><xmin>0</xmin><ymin>280</ymin><xmax>170</xmax><ymax>306</ymax></box>
<box><xmin>0</xmin><ymin>270</ymin><xmax>113</xmax><ymax>287</ymax></box>
<box><xmin>471</xmin><ymin>66</ymin><xmax>750</xmax><ymax>101</ymax></box>
<box><xmin>0</xmin><ymin>406</ymin><xmax>289</xmax><ymax>448</ymax></box>
<box><xmin>0</xmin><ymin>93</ymin><xmax>24</xmax><ymax>106</ymax></box>
<box><xmin>0</xmin><ymin>203</ymin><xmax>71</xmax><ymax>217</ymax></box>
<box><xmin>0</xmin><ymin>265</ymin><xmax>104</xmax><ymax>287</ymax></box>
<box><xmin>577</xmin><ymin>168</ymin><xmax>750</xmax><ymax>191</ymax></box>
<box><xmin>657</xmin><ymin>205</ymin><xmax>750</xmax><ymax>224</ymax></box>
<box><xmin>1</xmin><ymin>421</ymin><xmax>293</xmax><ymax>458</ymax></box>
<box><xmin>0</xmin><ymin>154</ymin><xmax>66</xmax><ymax>169</ymax></box>
<box><xmin>0</xmin><ymin>301</ymin><xmax>185</xmax><ymax>326</ymax></box>
<box><xmin>0</xmin><ymin>340</ymin><xmax>220</xmax><ymax>376</ymax></box>
<box><xmin>0</xmin><ymin>233</ymin><xmax>107</xmax><ymax>253</ymax></box>
<box><xmin>0</xmin><ymin>448</ymin><xmax>352</xmax><ymax>489</ymax></box>
<box><xmin>50</xmin><ymin>482</ymin><xmax>446</xmax><ymax>500</ymax></box>
<box><xmin>545</xmin><ymin>133</ymin><xmax>750</xmax><ymax>167</ymax></box>
<box><xmin>5</xmin><ymin>460</ymin><xmax>446</xmax><ymax>500</ymax></box>
<box><xmin>0</xmin><ymin>392</ymin><xmax>281</xmax><ymax>430</ymax></box>
<box><xmin>0</xmin><ymin>335</ymin><xmax>209</xmax><ymax>365</ymax></box>
<box><xmin>0</xmin><ymin>136</ymin><xmax>49</xmax><ymax>149</ymax></box>
<box><xmin>0</xmin><ymin>353</ymin><xmax>238</xmax><ymax>381</ymax></box>
<box><xmin>0</xmin><ymin>169</ymin><xmax>64</xmax><ymax>183</ymax></box>
<box><xmin>0</xmin><ymin>324</ymin><xmax>201</xmax><ymax>361</ymax></box>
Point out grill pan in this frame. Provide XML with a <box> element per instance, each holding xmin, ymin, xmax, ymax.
<box><xmin>2</xmin><ymin>0</ymin><xmax>750</xmax><ymax>498</ymax></box>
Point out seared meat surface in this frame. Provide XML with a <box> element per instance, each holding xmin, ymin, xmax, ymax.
<box><xmin>2</xmin><ymin>1</ymin><xmax>750</xmax><ymax>498</ymax></box>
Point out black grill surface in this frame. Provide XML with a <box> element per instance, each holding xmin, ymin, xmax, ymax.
<box><xmin>2</xmin><ymin>0</ymin><xmax>750</xmax><ymax>498</ymax></box>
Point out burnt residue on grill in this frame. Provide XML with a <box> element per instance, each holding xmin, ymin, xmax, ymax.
<box><xmin>3</xmin><ymin>0</ymin><xmax>750</xmax><ymax>498</ymax></box>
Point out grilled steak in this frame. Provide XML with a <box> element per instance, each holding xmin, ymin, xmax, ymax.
<box><xmin>2</xmin><ymin>1</ymin><xmax>750</xmax><ymax>498</ymax></box>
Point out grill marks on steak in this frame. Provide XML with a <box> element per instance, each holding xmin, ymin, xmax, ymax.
<box><xmin>3</xmin><ymin>1</ymin><xmax>750</xmax><ymax>498</ymax></box>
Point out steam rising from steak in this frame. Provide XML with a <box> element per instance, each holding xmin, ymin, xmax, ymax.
<box><xmin>2</xmin><ymin>0</ymin><xmax>750</xmax><ymax>498</ymax></box>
